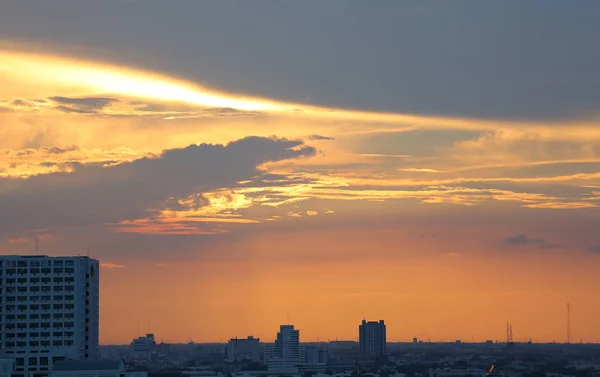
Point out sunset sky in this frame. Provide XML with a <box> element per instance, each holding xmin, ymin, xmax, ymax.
<box><xmin>2</xmin><ymin>1</ymin><xmax>600</xmax><ymax>345</ymax></box>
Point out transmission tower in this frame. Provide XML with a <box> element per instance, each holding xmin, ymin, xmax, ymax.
<box><xmin>506</xmin><ymin>322</ymin><xmax>513</xmax><ymax>343</ymax></box>
<box><xmin>567</xmin><ymin>303</ymin><xmax>571</xmax><ymax>344</ymax></box>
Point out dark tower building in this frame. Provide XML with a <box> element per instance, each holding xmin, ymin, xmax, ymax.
<box><xmin>359</xmin><ymin>320</ymin><xmax>386</xmax><ymax>356</ymax></box>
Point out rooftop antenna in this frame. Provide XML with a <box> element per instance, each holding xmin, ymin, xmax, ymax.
<box><xmin>567</xmin><ymin>303</ymin><xmax>571</xmax><ymax>344</ymax></box>
<box><xmin>35</xmin><ymin>236</ymin><xmax>39</xmax><ymax>255</ymax></box>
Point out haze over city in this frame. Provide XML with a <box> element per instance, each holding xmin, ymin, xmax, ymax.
<box><xmin>2</xmin><ymin>1</ymin><xmax>600</xmax><ymax>346</ymax></box>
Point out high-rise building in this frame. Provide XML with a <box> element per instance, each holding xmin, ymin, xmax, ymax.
<box><xmin>0</xmin><ymin>255</ymin><xmax>100</xmax><ymax>376</ymax></box>
<box><xmin>265</xmin><ymin>325</ymin><xmax>300</xmax><ymax>371</ymax></box>
<box><xmin>226</xmin><ymin>336</ymin><xmax>261</xmax><ymax>362</ymax></box>
<box><xmin>359</xmin><ymin>320</ymin><xmax>386</xmax><ymax>356</ymax></box>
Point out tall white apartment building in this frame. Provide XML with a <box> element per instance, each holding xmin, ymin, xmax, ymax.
<box><xmin>266</xmin><ymin>325</ymin><xmax>300</xmax><ymax>372</ymax></box>
<box><xmin>0</xmin><ymin>256</ymin><xmax>100</xmax><ymax>377</ymax></box>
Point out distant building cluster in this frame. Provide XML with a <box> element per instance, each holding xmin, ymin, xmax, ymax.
<box><xmin>12</xmin><ymin>254</ymin><xmax>570</xmax><ymax>377</ymax></box>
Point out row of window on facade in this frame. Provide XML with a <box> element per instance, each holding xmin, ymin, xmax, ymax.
<box><xmin>12</xmin><ymin>356</ymin><xmax>66</xmax><ymax>366</ymax></box>
<box><xmin>5</xmin><ymin>321</ymin><xmax>76</xmax><ymax>330</ymax></box>
<box><xmin>2</xmin><ymin>303</ymin><xmax>78</xmax><ymax>311</ymax></box>
<box><xmin>4</xmin><ymin>276</ymin><xmax>77</xmax><ymax>284</ymax></box>
<box><xmin>4</xmin><ymin>339</ymin><xmax>76</xmax><ymax>348</ymax></box>
<box><xmin>4</xmin><ymin>313</ymin><xmax>76</xmax><ymax>321</ymax></box>
<box><xmin>4</xmin><ymin>330</ymin><xmax>75</xmax><ymax>337</ymax></box>
<box><xmin>2</xmin><ymin>260</ymin><xmax>76</xmax><ymax>267</ymax></box>
<box><xmin>5</xmin><ymin>293</ymin><xmax>77</xmax><ymax>300</ymax></box>
<box><xmin>2</xmin><ymin>267</ymin><xmax>78</xmax><ymax>276</ymax></box>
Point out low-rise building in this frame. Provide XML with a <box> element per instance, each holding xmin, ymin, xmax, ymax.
<box><xmin>227</xmin><ymin>337</ymin><xmax>261</xmax><ymax>362</ymax></box>
<box><xmin>51</xmin><ymin>360</ymin><xmax>147</xmax><ymax>377</ymax></box>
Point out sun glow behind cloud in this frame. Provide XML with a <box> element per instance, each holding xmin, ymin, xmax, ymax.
<box><xmin>1</xmin><ymin>48</ymin><xmax>582</xmax><ymax>134</ymax></box>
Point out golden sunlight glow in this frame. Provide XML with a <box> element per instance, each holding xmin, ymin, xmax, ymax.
<box><xmin>0</xmin><ymin>48</ymin><xmax>570</xmax><ymax>133</ymax></box>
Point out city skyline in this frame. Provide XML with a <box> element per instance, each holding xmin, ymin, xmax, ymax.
<box><xmin>2</xmin><ymin>1</ymin><xmax>600</xmax><ymax>345</ymax></box>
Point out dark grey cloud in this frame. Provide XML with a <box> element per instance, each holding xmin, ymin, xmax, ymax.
<box><xmin>0</xmin><ymin>137</ymin><xmax>315</xmax><ymax>235</ymax></box>
<box><xmin>50</xmin><ymin>96</ymin><xmax>118</xmax><ymax>113</ymax></box>
<box><xmin>587</xmin><ymin>245</ymin><xmax>600</xmax><ymax>253</ymax></box>
<box><xmin>50</xmin><ymin>97</ymin><xmax>119</xmax><ymax>110</ymax></box>
<box><xmin>503</xmin><ymin>234</ymin><xmax>564</xmax><ymax>249</ymax></box>
<box><xmin>307</xmin><ymin>135</ymin><xmax>335</xmax><ymax>141</ymax></box>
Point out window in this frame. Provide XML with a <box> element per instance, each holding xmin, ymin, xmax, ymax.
<box><xmin>53</xmin><ymin>277</ymin><xmax>64</xmax><ymax>283</ymax></box>
<box><xmin>65</xmin><ymin>268</ymin><xmax>74</xmax><ymax>273</ymax></box>
<box><xmin>52</xmin><ymin>340</ymin><xmax>63</xmax><ymax>347</ymax></box>
<box><xmin>15</xmin><ymin>358</ymin><xmax>24</xmax><ymax>366</ymax></box>
<box><xmin>53</xmin><ymin>331</ymin><xmax>63</xmax><ymax>337</ymax></box>
<box><xmin>53</xmin><ymin>268</ymin><xmax>64</xmax><ymax>274</ymax></box>
<box><xmin>29</xmin><ymin>341</ymin><xmax>39</xmax><ymax>347</ymax></box>
<box><xmin>30</xmin><ymin>314</ymin><xmax>40</xmax><ymax>320</ymax></box>
<box><xmin>28</xmin><ymin>358</ymin><xmax>37</xmax><ymax>365</ymax></box>
<box><xmin>40</xmin><ymin>358</ymin><xmax>49</xmax><ymax>366</ymax></box>
<box><xmin>54</xmin><ymin>295</ymin><xmax>64</xmax><ymax>301</ymax></box>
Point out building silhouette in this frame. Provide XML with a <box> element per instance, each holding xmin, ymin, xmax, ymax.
<box><xmin>226</xmin><ymin>336</ymin><xmax>261</xmax><ymax>362</ymax></box>
<box><xmin>359</xmin><ymin>320</ymin><xmax>387</xmax><ymax>356</ymax></box>
<box><xmin>265</xmin><ymin>325</ymin><xmax>300</xmax><ymax>371</ymax></box>
<box><xmin>130</xmin><ymin>334</ymin><xmax>156</xmax><ymax>361</ymax></box>
<box><xmin>0</xmin><ymin>255</ymin><xmax>100</xmax><ymax>376</ymax></box>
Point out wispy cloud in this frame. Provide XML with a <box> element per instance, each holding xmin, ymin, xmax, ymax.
<box><xmin>100</xmin><ymin>262</ymin><xmax>125</xmax><ymax>269</ymax></box>
<box><xmin>503</xmin><ymin>234</ymin><xmax>564</xmax><ymax>249</ymax></box>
